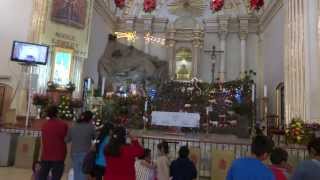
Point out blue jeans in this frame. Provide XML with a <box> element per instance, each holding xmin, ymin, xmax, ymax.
<box><xmin>71</xmin><ymin>152</ymin><xmax>87</xmax><ymax>180</ymax></box>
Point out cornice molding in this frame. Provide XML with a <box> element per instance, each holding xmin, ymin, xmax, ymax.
<box><xmin>94</xmin><ymin>0</ymin><xmax>116</xmax><ymax>31</ymax></box>
<box><xmin>259</xmin><ymin>0</ymin><xmax>284</xmax><ymax>32</ymax></box>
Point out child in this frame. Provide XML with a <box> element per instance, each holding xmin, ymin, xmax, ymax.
<box><xmin>135</xmin><ymin>148</ymin><xmax>156</xmax><ymax>180</ymax></box>
<box><xmin>155</xmin><ymin>141</ymin><xmax>170</xmax><ymax>180</ymax></box>
<box><xmin>269</xmin><ymin>147</ymin><xmax>290</xmax><ymax>180</ymax></box>
<box><xmin>170</xmin><ymin>146</ymin><xmax>197</xmax><ymax>180</ymax></box>
<box><xmin>31</xmin><ymin>161</ymin><xmax>51</xmax><ymax>180</ymax></box>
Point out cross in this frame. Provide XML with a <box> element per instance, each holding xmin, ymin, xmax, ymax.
<box><xmin>204</xmin><ymin>45</ymin><xmax>224</xmax><ymax>83</ymax></box>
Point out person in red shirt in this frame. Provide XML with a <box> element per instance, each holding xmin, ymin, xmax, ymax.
<box><xmin>39</xmin><ymin>105</ymin><xmax>68</xmax><ymax>180</ymax></box>
<box><xmin>104</xmin><ymin>126</ymin><xmax>144</xmax><ymax>180</ymax></box>
<box><xmin>269</xmin><ymin>147</ymin><xmax>291</xmax><ymax>180</ymax></box>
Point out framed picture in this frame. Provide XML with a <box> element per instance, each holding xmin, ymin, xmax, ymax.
<box><xmin>51</xmin><ymin>47</ymin><xmax>74</xmax><ymax>86</ymax></box>
<box><xmin>51</xmin><ymin>0</ymin><xmax>87</xmax><ymax>29</ymax></box>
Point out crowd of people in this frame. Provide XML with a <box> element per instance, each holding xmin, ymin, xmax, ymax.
<box><xmin>34</xmin><ymin>106</ymin><xmax>320</xmax><ymax>180</ymax></box>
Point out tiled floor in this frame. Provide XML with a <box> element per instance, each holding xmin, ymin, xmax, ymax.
<box><xmin>0</xmin><ymin>167</ymin><xmax>68</xmax><ymax>180</ymax></box>
<box><xmin>0</xmin><ymin>167</ymin><xmax>210</xmax><ymax>180</ymax></box>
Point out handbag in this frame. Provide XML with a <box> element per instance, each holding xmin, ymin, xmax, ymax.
<box><xmin>82</xmin><ymin>150</ymin><xmax>96</xmax><ymax>174</ymax></box>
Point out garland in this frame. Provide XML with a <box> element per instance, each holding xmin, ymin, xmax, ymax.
<box><xmin>250</xmin><ymin>0</ymin><xmax>264</xmax><ymax>11</ymax></box>
<box><xmin>115</xmin><ymin>0</ymin><xmax>125</xmax><ymax>9</ymax></box>
<box><xmin>143</xmin><ymin>0</ymin><xmax>156</xmax><ymax>13</ymax></box>
<box><xmin>210</xmin><ymin>0</ymin><xmax>224</xmax><ymax>12</ymax></box>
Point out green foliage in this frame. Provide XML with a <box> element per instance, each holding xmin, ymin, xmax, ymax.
<box><xmin>58</xmin><ymin>96</ymin><xmax>74</xmax><ymax>121</ymax></box>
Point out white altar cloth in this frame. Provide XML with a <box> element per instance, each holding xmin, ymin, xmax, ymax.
<box><xmin>151</xmin><ymin>111</ymin><xmax>200</xmax><ymax>128</ymax></box>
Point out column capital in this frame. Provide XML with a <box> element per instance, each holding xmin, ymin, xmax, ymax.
<box><xmin>239</xmin><ymin>31</ymin><xmax>248</xmax><ymax>40</ymax></box>
<box><xmin>218</xmin><ymin>31</ymin><xmax>228</xmax><ymax>40</ymax></box>
<box><xmin>124</xmin><ymin>16</ymin><xmax>136</xmax><ymax>31</ymax></box>
<box><xmin>167</xmin><ymin>39</ymin><xmax>176</xmax><ymax>47</ymax></box>
<box><xmin>143</xmin><ymin>16</ymin><xmax>154</xmax><ymax>32</ymax></box>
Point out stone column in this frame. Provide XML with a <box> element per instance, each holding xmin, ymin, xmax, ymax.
<box><xmin>143</xmin><ymin>15</ymin><xmax>153</xmax><ymax>54</ymax></box>
<box><xmin>167</xmin><ymin>24</ymin><xmax>176</xmax><ymax>79</ymax></box>
<box><xmin>192</xmin><ymin>25</ymin><xmax>203</xmax><ymax>78</ymax></box>
<box><xmin>218</xmin><ymin>32</ymin><xmax>227</xmax><ymax>82</ymax></box>
<box><xmin>284</xmin><ymin>0</ymin><xmax>307</xmax><ymax>123</ymax></box>
<box><xmin>239</xmin><ymin>16</ymin><xmax>249</xmax><ymax>77</ymax></box>
<box><xmin>218</xmin><ymin>16</ymin><xmax>229</xmax><ymax>82</ymax></box>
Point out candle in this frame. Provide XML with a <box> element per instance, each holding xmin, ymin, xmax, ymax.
<box><xmin>144</xmin><ymin>100</ymin><xmax>148</xmax><ymax>112</ymax></box>
<box><xmin>264</xmin><ymin>85</ymin><xmax>267</xmax><ymax>97</ymax></box>
<box><xmin>251</xmin><ymin>84</ymin><xmax>255</xmax><ymax>103</ymax></box>
<box><xmin>101</xmin><ymin>77</ymin><xmax>106</xmax><ymax>97</ymax></box>
<box><xmin>87</xmin><ymin>78</ymin><xmax>91</xmax><ymax>90</ymax></box>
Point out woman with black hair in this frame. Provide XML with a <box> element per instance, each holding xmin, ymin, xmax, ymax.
<box><xmin>92</xmin><ymin>122</ymin><xmax>114</xmax><ymax>180</ymax></box>
<box><xmin>155</xmin><ymin>141</ymin><xmax>170</xmax><ymax>180</ymax></box>
<box><xmin>104</xmin><ymin>126</ymin><xmax>144</xmax><ymax>180</ymax></box>
<box><xmin>65</xmin><ymin>111</ymin><xmax>95</xmax><ymax>180</ymax></box>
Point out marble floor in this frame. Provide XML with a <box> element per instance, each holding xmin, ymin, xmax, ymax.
<box><xmin>0</xmin><ymin>167</ymin><xmax>68</xmax><ymax>180</ymax></box>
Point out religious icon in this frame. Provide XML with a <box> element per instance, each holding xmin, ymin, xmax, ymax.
<box><xmin>175</xmin><ymin>48</ymin><xmax>192</xmax><ymax>80</ymax></box>
<box><xmin>52</xmin><ymin>48</ymin><xmax>74</xmax><ymax>86</ymax></box>
<box><xmin>51</xmin><ymin>0</ymin><xmax>87</xmax><ymax>29</ymax></box>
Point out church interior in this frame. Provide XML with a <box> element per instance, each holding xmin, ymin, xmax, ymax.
<box><xmin>0</xmin><ymin>0</ymin><xmax>320</xmax><ymax>179</ymax></box>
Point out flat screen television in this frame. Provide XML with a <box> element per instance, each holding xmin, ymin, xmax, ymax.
<box><xmin>10</xmin><ymin>41</ymin><xmax>49</xmax><ymax>65</ymax></box>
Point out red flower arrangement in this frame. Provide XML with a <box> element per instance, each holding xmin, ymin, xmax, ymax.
<box><xmin>210</xmin><ymin>0</ymin><xmax>224</xmax><ymax>12</ymax></box>
<box><xmin>250</xmin><ymin>0</ymin><xmax>264</xmax><ymax>11</ymax></box>
<box><xmin>114</xmin><ymin>0</ymin><xmax>125</xmax><ymax>9</ymax></box>
<box><xmin>143</xmin><ymin>0</ymin><xmax>156</xmax><ymax>13</ymax></box>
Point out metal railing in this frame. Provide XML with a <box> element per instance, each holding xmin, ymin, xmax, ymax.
<box><xmin>0</xmin><ymin>128</ymin><xmax>309</xmax><ymax>178</ymax></box>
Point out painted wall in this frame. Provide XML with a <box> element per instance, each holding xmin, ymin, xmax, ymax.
<box><xmin>262</xmin><ymin>5</ymin><xmax>285</xmax><ymax>113</ymax></box>
<box><xmin>84</xmin><ymin>9</ymin><xmax>114</xmax><ymax>89</ymax></box>
<box><xmin>0</xmin><ymin>0</ymin><xmax>34</xmax><ymax>109</ymax></box>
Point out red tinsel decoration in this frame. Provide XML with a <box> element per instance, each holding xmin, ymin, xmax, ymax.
<box><xmin>250</xmin><ymin>0</ymin><xmax>264</xmax><ymax>11</ymax></box>
<box><xmin>114</xmin><ymin>0</ymin><xmax>125</xmax><ymax>9</ymax></box>
<box><xmin>144</xmin><ymin>0</ymin><xmax>156</xmax><ymax>13</ymax></box>
<box><xmin>210</xmin><ymin>0</ymin><xmax>224</xmax><ymax>12</ymax></box>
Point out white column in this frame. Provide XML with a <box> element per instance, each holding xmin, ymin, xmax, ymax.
<box><xmin>240</xmin><ymin>36</ymin><xmax>247</xmax><ymax>75</ymax></box>
<box><xmin>167</xmin><ymin>24</ymin><xmax>176</xmax><ymax>79</ymax></box>
<box><xmin>218</xmin><ymin>16</ymin><xmax>229</xmax><ymax>82</ymax></box>
<box><xmin>144</xmin><ymin>38</ymin><xmax>150</xmax><ymax>54</ymax></box>
<box><xmin>218</xmin><ymin>32</ymin><xmax>227</xmax><ymax>82</ymax></box>
<box><xmin>192</xmin><ymin>25</ymin><xmax>203</xmax><ymax>78</ymax></box>
<box><xmin>305</xmin><ymin>0</ymin><xmax>320</xmax><ymax>123</ymax></box>
<box><xmin>143</xmin><ymin>15</ymin><xmax>153</xmax><ymax>54</ymax></box>
<box><xmin>284</xmin><ymin>0</ymin><xmax>307</xmax><ymax>123</ymax></box>
<box><xmin>239</xmin><ymin>17</ymin><xmax>249</xmax><ymax>77</ymax></box>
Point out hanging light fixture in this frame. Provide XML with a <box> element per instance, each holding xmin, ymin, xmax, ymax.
<box><xmin>210</xmin><ymin>0</ymin><xmax>224</xmax><ymax>12</ymax></box>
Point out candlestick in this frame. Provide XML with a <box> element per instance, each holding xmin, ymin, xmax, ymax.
<box><xmin>252</xmin><ymin>84</ymin><xmax>255</xmax><ymax>103</ymax></box>
<box><xmin>101</xmin><ymin>77</ymin><xmax>106</xmax><ymax>97</ymax></box>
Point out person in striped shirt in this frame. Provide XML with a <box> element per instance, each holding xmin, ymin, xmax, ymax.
<box><xmin>135</xmin><ymin>148</ymin><xmax>156</xmax><ymax>180</ymax></box>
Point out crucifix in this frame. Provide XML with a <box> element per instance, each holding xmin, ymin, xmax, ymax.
<box><xmin>204</xmin><ymin>45</ymin><xmax>224</xmax><ymax>83</ymax></box>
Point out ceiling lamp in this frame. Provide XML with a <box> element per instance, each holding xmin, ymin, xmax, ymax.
<box><xmin>210</xmin><ymin>0</ymin><xmax>224</xmax><ymax>12</ymax></box>
<box><xmin>114</xmin><ymin>0</ymin><xmax>125</xmax><ymax>9</ymax></box>
<box><xmin>143</xmin><ymin>0</ymin><xmax>157</xmax><ymax>13</ymax></box>
<box><xmin>250</xmin><ymin>0</ymin><xmax>264</xmax><ymax>11</ymax></box>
